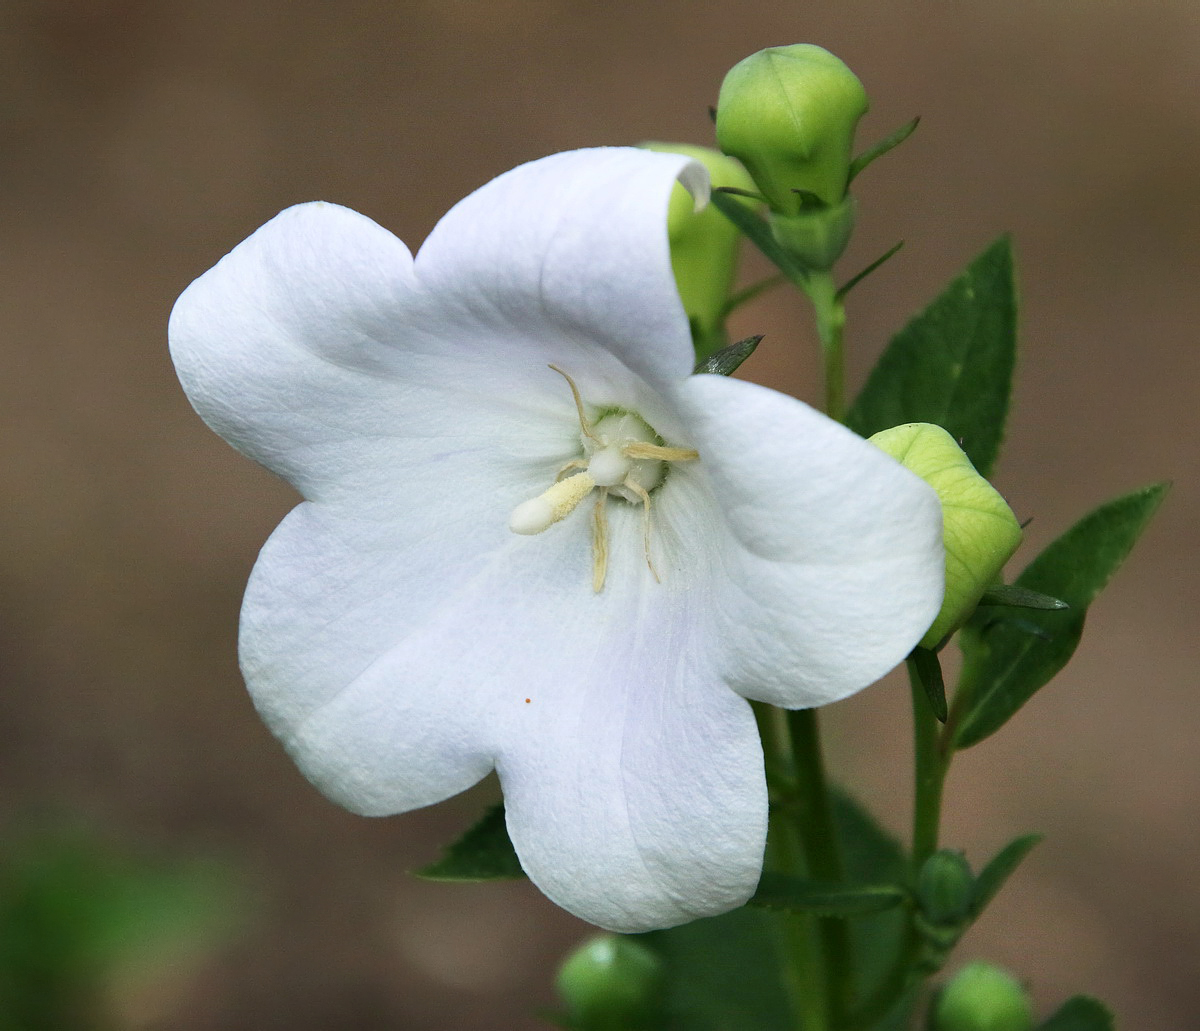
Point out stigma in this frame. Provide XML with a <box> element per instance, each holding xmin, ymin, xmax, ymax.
<box><xmin>507</xmin><ymin>366</ymin><xmax>698</xmax><ymax>590</ymax></box>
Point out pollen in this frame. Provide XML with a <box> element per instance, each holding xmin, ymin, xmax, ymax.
<box><xmin>507</xmin><ymin>365</ymin><xmax>698</xmax><ymax>590</ymax></box>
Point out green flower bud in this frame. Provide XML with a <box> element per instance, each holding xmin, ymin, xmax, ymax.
<box><xmin>555</xmin><ymin>934</ymin><xmax>665</xmax><ymax>1031</ymax></box>
<box><xmin>715</xmin><ymin>44</ymin><xmax>868</xmax><ymax>215</ymax></box>
<box><xmin>918</xmin><ymin>849</ymin><xmax>975</xmax><ymax>927</ymax></box>
<box><xmin>640</xmin><ymin>142</ymin><xmax>757</xmax><ymax>358</ymax></box>
<box><xmin>935</xmin><ymin>962</ymin><xmax>1034</xmax><ymax>1031</ymax></box>
<box><xmin>868</xmin><ymin>423</ymin><xmax>1023</xmax><ymax>649</ymax></box>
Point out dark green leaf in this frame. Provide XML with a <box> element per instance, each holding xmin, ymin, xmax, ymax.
<box><xmin>709</xmin><ymin>190</ymin><xmax>807</xmax><ymax>282</ymax></box>
<box><xmin>1037</xmin><ymin>996</ymin><xmax>1115</xmax><ymax>1031</ymax></box>
<box><xmin>694</xmin><ymin>335</ymin><xmax>763</xmax><ymax>376</ymax></box>
<box><xmin>971</xmin><ymin>834</ymin><xmax>1042</xmax><ymax>916</ymax></box>
<box><xmin>848</xmin><ymin>116</ymin><xmax>921</xmax><ymax>182</ymax></box>
<box><xmin>639</xmin><ymin>908</ymin><xmax>793</xmax><ymax>1031</ymax></box>
<box><xmin>837</xmin><ymin>240</ymin><xmax>905</xmax><ymax>301</ymax></box>
<box><xmin>415</xmin><ymin>804</ymin><xmax>525</xmax><ymax>881</ymax></box>
<box><xmin>910</xmin><ymin>648</ymin><xmax>947</xmax><ymax>722</ymax></box>
<box><xmin>978</xmin><ymin>585</ymin><xmax>1069</xmax><ymax>610</ymax></box>
<box><xmin>830</xmin><ymin>789</ymin><xmax>915</xmax><ymax>1012</ymax></box>
<box><xmin>956</xmin><ymin>483</ymin><xmax>1169</xmax><ymax>748</ymax></box>
<box><xmin>750</xmin><ymin>872</ymin><xmax>907</xmax><ymax>916</ymax></box>
<box><xmin>845</xmin><ymin>237</ymin><xmax>1016</xmax><ymax>478</ymax></box>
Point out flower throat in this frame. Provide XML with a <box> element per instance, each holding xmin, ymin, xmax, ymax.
<box><xmin>508</xmin><ymin>366</ymin><xmax>698</xmax><ymax>591</ymax></box>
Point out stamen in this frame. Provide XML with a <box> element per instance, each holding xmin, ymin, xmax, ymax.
<box><xmin>622</xmin><ymin>479</ymin><xmax>661</xmax><ymax>583</ymax></box>
<box><xmin>509</xmin><ymin>471</ymin><xmax>596</xmax><ymax>535</ymax></box>
<box><xmin>591</xmin><ymin>491</ymin><xmax>609</xmax><ymax>592</ymax></box>
<box><xmin>548</xmin><ymin>364</ymin><xmax>601</xmax><ymax>444</ymax></box>
<box><xmin>622</xmin><ymin>442</ymin><xmax>699</xmax><ymax>462</ymax></box>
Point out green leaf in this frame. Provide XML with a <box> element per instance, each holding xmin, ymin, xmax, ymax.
<box><xmin>639</xmin><ymin>908</ymin><xmax>793</xmax><ymax>1031</ymax></box>
<box><xmin>750</xmin><ymin>872</ymin><xmax>908</xmax><ymax>916</ymax></box>
<box><xmin>845</xmin><ymin>237</ymin><xmax>1016</xmax><ymax>478</ymax></box>
<box><xmin>640</xmin><ymin>789</ymin><xmax>913</xmax><ymax>1031</ymax></box>
<box><xmin>709</xmin><ymin>190</ymin><xmax>806</xmax><ymax>281</ymax></box>
<box><xmin>955</xmin><ymin>483</ymin><xmax>1169</xmax><ymax>748</ymax></box>
<box><xmin>694</xmin><ymin>335</ymin><xmax>763</xmax><ymax>376</ymax></box>
<box><xmin>910</xmin><ymin>647</ymin><xmax>948</xmax><ymax>722</ymax></box>
<box><xmin>978</xmin><ymin>585</ymin><xmax>1069</xmax><ymax>610</ymax></box>
<box><xmin>971</xmin><ymin>834</ymin><xmax>1042</xmax><ymax>916</ymax></box>
<box><xmin>848</xmin><ymin>116</ymin><xmax>921</xmax><ymax>183</ymax></box>
<box><xmin>830</xmin><ymin>790</ymin><xmax>915</xmax><ymax>1011</ymax></box>
<box><xmin>415</xmin><ymin>804</ymin><xmax>525</xmax><ymax>881</ymax></box>
<box><xmin>1036</xmin><ymin>996</ymin><xmax>1115</xmax><ymax>1031</ymax></box>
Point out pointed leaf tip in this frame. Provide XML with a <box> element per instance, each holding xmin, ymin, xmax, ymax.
<box><xmin>956</xmin><ymin>482</ymin><xmax>1169</xmax><ymax>748</ymax></box>
<box><xmin>415</xmin><ymin>803</ymin><xmax>526</xmax><ymax>881</ymax></box>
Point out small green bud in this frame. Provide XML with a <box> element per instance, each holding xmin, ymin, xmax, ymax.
<box><xmin>918</xmin><ymin>849</ymin><xmax>975</xmax><ymax>926</ymax></box>
<box><xmin>555</xmin><ymin>934</ymin><xmax>665</xmax><ymax>1031</ymax></box>
<box><xmin>640</xmin><ymin>142</ymin><xmax>757</xmax><ymax>358</ymax></box>
<box><xmin>715</xmin><ymin>44</ymin><xmax>868</xmax><ymax>215</ymax></box>
<box><xmin>868</xmin><ymin>424</ymin><xmax>1023</xmax><ymax>649</ymax></box>
<box><xmin>935</xmin><ymin>962</ymin><xmax>1034</xmax><ymax>1031</ymax></box>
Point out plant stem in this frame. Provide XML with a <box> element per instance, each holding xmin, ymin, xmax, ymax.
<box><xmin>788</xmin><ymin>709</ymin><xmax>856</xmax><ymax>1024</ymax></box>
<box><xmin>755</xmin><ymin>703</ymin><xmax>832</xmax><ymax>1031</ymax></box>
<box><xmin>802</xmin><ymin>272</ymin><xmax>848</xmax><ymax>423</ymax></box>
<box><xmin>907</xmin><ymin>657</ymin><xmax>950</xmax><ymax>869</ymax></box>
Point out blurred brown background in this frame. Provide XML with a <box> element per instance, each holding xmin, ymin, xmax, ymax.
<box><xmin>0</xmin><ymin>0</ymin><xmax>1196</xmax><ymax>1027</ymax></box>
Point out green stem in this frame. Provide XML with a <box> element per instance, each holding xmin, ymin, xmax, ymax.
<box><xmin>907</xmin><ymin>658</ymin><xmax>950</xmax><ymax>869</ymax></box>
<box><xmin>755</xmin><ymin>704</ymin><xmax>832</xmax><ymax>1031</ymax></box>
<box><xmin>801</xmin><ymin>272</ymin><xmax>848</xmax><ymax>423</ymax></box>
<box><xmin>788</xmin><ymin>709</ymin><xmax>856</xmax><ymax>1024</ymax></box>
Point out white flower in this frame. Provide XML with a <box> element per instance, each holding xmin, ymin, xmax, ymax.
<box><xmin>169</xmin><ymin>147</ymin><xmax>943</xmax><ymax>932</ymax></box>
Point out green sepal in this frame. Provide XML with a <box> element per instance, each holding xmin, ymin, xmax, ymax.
<box><xmin>694</xmin><ymin>335</ymin><xmax>763</xmax><ymax>376</ymax></box>
<box><xmin>414</xmin><ymin>803</ymin><xmax>525</xmax><ymax>881</ymax></box>
<box><xmin>955</xmin><ymin>482</ymin><xmax>1169</xmax><ymax>748</ymax></box>
<box><xmin>709</xmin><ymin>190</ymin><xmax>807</xmax><ymax>280</ymax></box>
<box><xmin>837</xmin><ymin>240</ymin><xmax>905</xmax><ymax>300</ymax></box>
<box><xmin>978</xmin><ymin>585</ymin><xmax>1068</xmax><ymax>611</ymax></box>
<box><xmin>750</xmin><ymin>871</ymin><xmax>908</xmax><ymax>916</ymax></box>
<box><xmin>848</xmin><ymin>116</ymin><xmax>921</xmax><ymax>183</ymax></box>
<box><xmin>910</xmin><ymin>646</ymin><xmax>948</xmax><ymax>722</ymax></box>
<box><xmin>846</xmin><ymin>237</ymin><xmax>1016</xmax><ymax>478</ymax></box>
<box><xmin>970</xmin><ymin>834</ymin><xmax>1042</xmax><ymax>916</ymax></box>
<box><xmin>1036</xmin><ymin>996</ymin><xmax>1114</xmax><ymax>1031</ymax></box>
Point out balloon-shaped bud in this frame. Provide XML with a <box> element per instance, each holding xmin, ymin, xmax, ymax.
<box><xmin>715</xmin><ymin>44</ymin><xmax>868</xmax><ymax>215</ymax></box>
<box><xmin>935</xmin><ymin>962</ymin><xmax>1034</xmax><ymax>1031</ymax></box>
<box><xmin>918</xmin><ymin>849</ymin><xmax>975</xmax><ymax>927</ymax></box>
<box><xmin>640</xmin><ymin>142</ymin><xmax>758</xmax><ymax>358</ymax></box>
<box><xmin>555</xmin><ymin>934</ymin><xmax>665</xmax><ymax>1031</ymax></box>
<box><xmin>869</xmin><ymin>423</ymin><xmax>1022</xmax><ymax>649</ymax></box>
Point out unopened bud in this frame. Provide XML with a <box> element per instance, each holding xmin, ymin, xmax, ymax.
<box><xmin>555</xmin><ymin>934</ymin><xmax>665</xmax><ymax>1031</ymax></box>
<box><xmin>935</xmin><ymin>962</ymin><xmax>1034</xmax><ymax>1031</ymax></box>
<box><xmin>715</xmin><ymin>44</ymin><xmax>868</xmax><ymax>215</ymax></box>
<box><xmin>641</xmin><ymin>142</ymin><xmax>757</xmax><ymax>358</ymax></box>
<box><xmin>869</xmin><ymin>423</ymin><xmax>1023</xmax><ymax>649</ymax></box>
<box><xmin>918</xmin><ymin>849</ymin><xmax>975</xmax><ymax>927</ymax></box>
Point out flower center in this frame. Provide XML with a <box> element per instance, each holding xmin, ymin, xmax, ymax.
<box><xmin>507</xmin><ymin>366</ymin><xmax>698</xmax><ymax>591</ymax></box>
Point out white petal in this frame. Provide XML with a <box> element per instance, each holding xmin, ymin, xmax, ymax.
<box><xmin>675</xmin><ymin>375</ymin><xmax>945</xmax><ymax>707</ymax></box>
<box><xmin>168</xmin><ymin>202</ymin><xmax>426</xmax><ymax>499</ymax></box>
<box><xmin>245</xmin><ymin>458</ymin><xmax>764</xmax><ymax>928</ymax></box>
<box><xmin>413</xmin><ymin>147</ymin><xmax>701</xmax><ymax>392</ymax></box>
